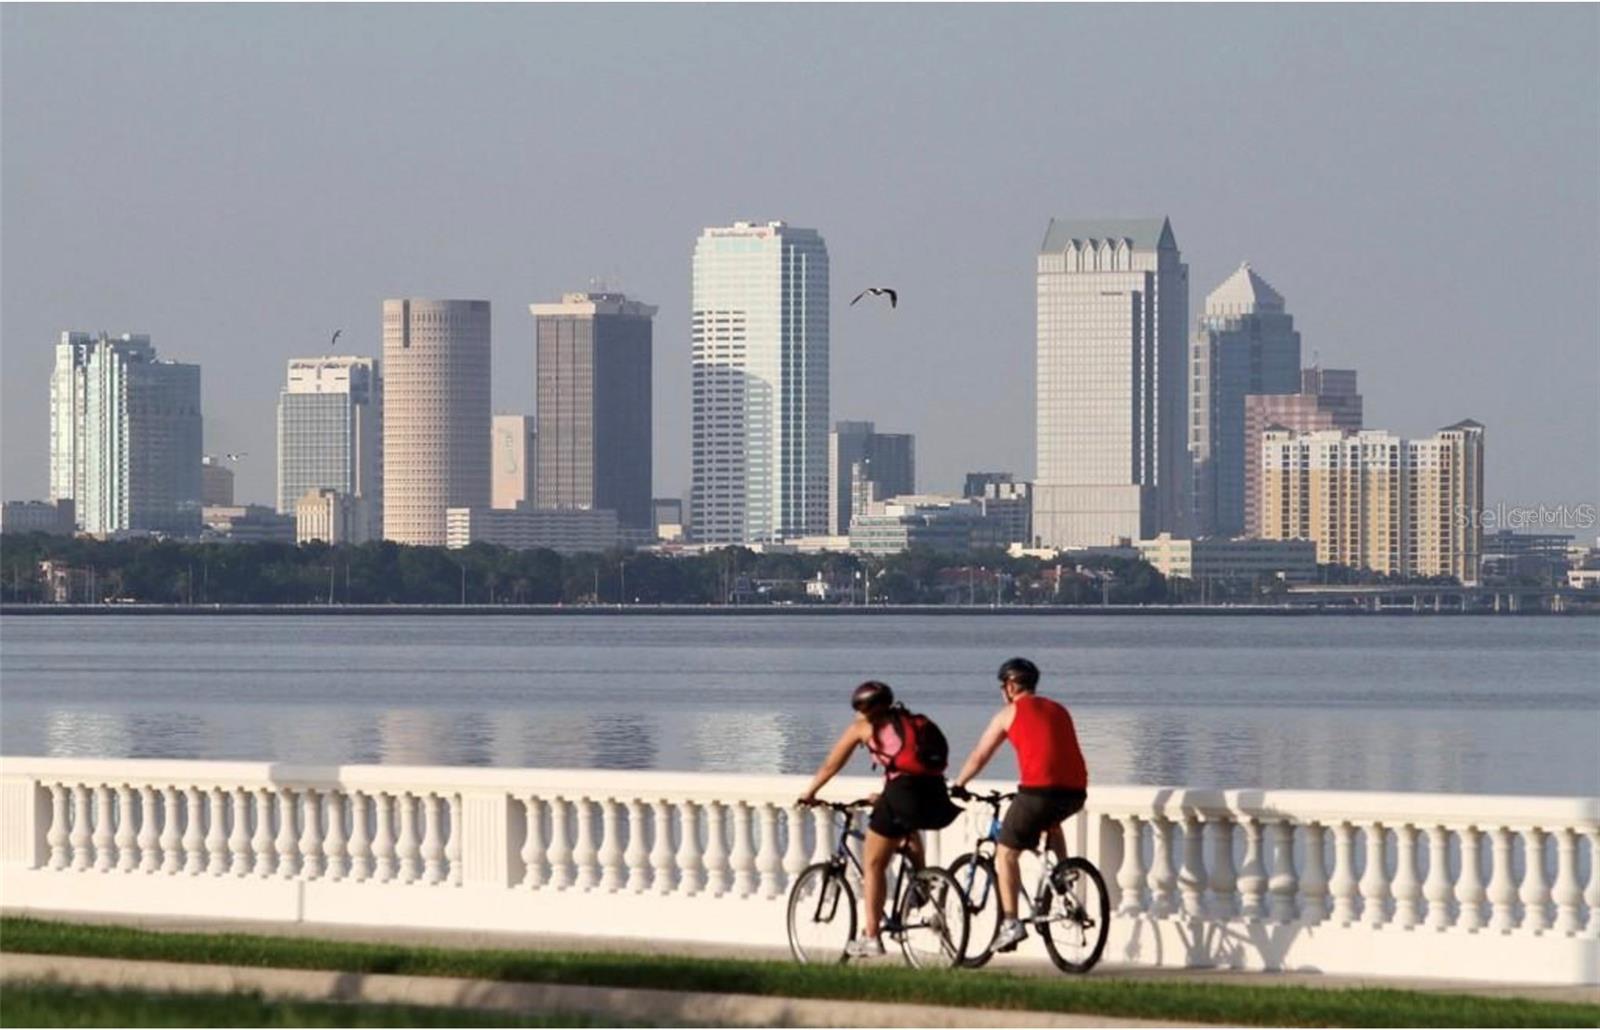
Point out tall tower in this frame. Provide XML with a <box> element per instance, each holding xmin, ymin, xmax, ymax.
<box><xmin>491</xmin><ymin>414</ymin><xmax>537</xmax><ymax>511</ymax></box>
<box><xmin>381</xmin><ymin>299</ymin><xmax>491</xmax><ymax>545</ymax></box>
<box><xmin>1034</xmin><ymin>218</ymin><xmax>1189</xmax><ymax>547</ymax></box>
<box><xmin>690</xmin><ymin>221</ymin><xmax>829</xmax><ymax>544</ymax></box>
<box><xmin>1189</xmin><ymin>263</ymin><xmax>1302</xmax><ymax>538</ymax></box>
<box><xmin>276</xmin><ymin>355</ymin><xmax>382</xmax><ymax>537</ymax></box>
<box><xmin>529</xmin><ymin>291</ymin><xmax>655</xmax><ymax>530</ymax></box>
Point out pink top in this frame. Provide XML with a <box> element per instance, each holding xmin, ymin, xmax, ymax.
<box><xmin>866</xmin><ymin>718</ymin><xmax>905</xmax><ymax>780</ymax></box>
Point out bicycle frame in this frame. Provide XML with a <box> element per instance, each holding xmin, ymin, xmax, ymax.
<box><xmin>956</xmin><ymin>793</ymin><xmax>1065</xmax><ymax>926</ymax></box>
<box><xmin>810</xmin><ymin>801</ymin><xmax>914</xmax><ymax>927</ymax></box>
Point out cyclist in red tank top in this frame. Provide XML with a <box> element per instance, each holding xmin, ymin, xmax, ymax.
<box><xmin>950</xmin><ymin>657</ymin><xmax>1088</xmax><ymax>953</ymax></box>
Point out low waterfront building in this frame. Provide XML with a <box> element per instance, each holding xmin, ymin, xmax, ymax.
<box><xmin>970</xmin><ymin>480</ymin><xmax>1033</xmax><ymax>547</ymax></box>
<box><xmin>1480</xmin><ymin>530</ymin><xmax>1575</xmax><ymax>583</ymax></box>
<box><xmin>295</xmin><ymin>489</ymin><xmax>374</xmax><ymax>545</ymax></box>
<box><xmin>445</xmin><ymin>506</ymin><xmax>619</xmax><ymax>555</ymax></box>
<box><xmin>849</xmin><ymin>498</ymin><xmax>981</xmax><ymax>555</ymax></box>
<box><xmin>1136</xmin><ymin>533</ymin><xmax>1318</xmax><ymax>584</ymax></box>
<box><xmin>1</xmin><ymin>499</ymin><xmax>75</xmax><ymax>536</ymax></box>
<box><xmin>201</xmin><ymin>505</ymin><xmax>296</xmax><ymax>544</ymax></box>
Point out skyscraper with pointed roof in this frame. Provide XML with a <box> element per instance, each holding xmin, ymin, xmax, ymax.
<box><xmin>1189</xmin><ymin>262</ymin><xmax>1302</xmax><ymax>537</ymax></box>
<box><xmin>1034</xmin><ymin>217</ymin><xmax>1190</xmax><ymax>547</ymax></box>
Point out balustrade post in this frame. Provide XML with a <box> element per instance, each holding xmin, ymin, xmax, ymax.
<box><xmin>69</xmin><ymin>784</ymin><xmax>91</xmax><ymax>871</ymax></box>
<box><xmin>1487</xmin><ymin>826</ymin><xmax>1516</xmax><ymax>931</ymax></box>
<box><xmin>298</xmin><ymin>790</ymin><xmax>323</xmax><ymax>879</ymax></box>
<box><xmin>1329</xmin><ymin>821</ymin><xmax>1358</xmax><ymax>925</ymax></box>
<box><xmin>782</xmin><ymin>806</ymin><xmax>809</xmax><ymax>893</ymax></box>
<box><xmin>1423</xmin><ymin>825</ymin><xmax>1452</xmax><ymax>930</ymax></box>
<box><xmin>115</xmin><ymin>785</ymin><xmax>138</xmax><ymax>872</ymax></box>
<box><xmin>1391</xmin><ymin>824</ymin><xmax>1421</xmax><ymax>928</ymax></box>
<box><xmin>703</xmin><ymin>801</ymin><xmax>731</xmax><ymax>896</ymax></box>
<box><xmin>396</xmin><ymin>794</ymin><xmax>422</xmax><ymax>884</ymax></box>
<box><xmin>323</xmin><ymin>793</ymin><xmax>348</xmax><ymax>881</ymax></box>
<box><xmin>571</xmin><ymin>797</ymin><xmax>598</xmax><ymax>891</ymax></box>
<box><xmin>1583</xmin><ymin>828</ymin><xmax>1600</xmax><ymax>938</ymax></box>
<box><xmin>1519</xmin><ymin>828</ymin><xmax>1552</xmax><ymax>933</ymax></box>
<box><xmin>1147</xmin><ymin>816</ymin><xmax>1177</xmax><ymax>917</ymax></box>
<box><xmin>446</xmin><ymin>794</ymin><xmax>464</xmax><ymax>886</ymax></box>
<box><xmin>520</xmin><ymin>797</ymin><xmax>547</xmax><ymax>889</ymax></box>
<box><xmin>229</xmin><ymin>788</ymin><xmax>253</xmax><ymax>876</ymax></box>
<box><xmin>1267</xmin><ymin>819</ymin><xmax>1299</xmax><ymax>924</ymax></box>
<box><xmin>1551</xmin><ymin>828</ymin><xmax>1582</xmax><ymax>934</ymax></box>
<box><xmin>1116</xmin><ymin>816</ymin><xmax>1146</xmax><ymax>916</ymax></box>
<box><xmin>1300</xmin><ymin>822</ymin><xmax>1329</xmax><ymax>924</ymax></box>
<box><xmin>182</xmin><ymin>787</ymin><xmax>206</xmax><ymax>875</ymax></box>
<box><xmin>1238</xmin><ymin>818</ymin><xmax>1266</xmax><ymax>920</ymax></box>
<box><xmin>206</xmin><ymin>788</ymin><xmax>229</xmax><ymax>876</ymax></box>
<box><xmin>545</xmin><ymin>797</ymin><xmax>572</xmax><ymax>889</ymax></box>
<box><xmin>347</xmin><ymin>793</ymin><xmax>372</xmax><ymax>882</ymax></box>
<box><xmin>1177</xmin><ymin>815</ymin><xmax>1205</xmax><ymax>918</ymax></box>
<box><xmin>159</xmin><ymin>786</ymin><xmax>182</xmax><ymax>875</ymax></box>
<box><xmin>1206</xmin><ymin>817</ymin><xmax>1237</xmax><ymax>920</ymax></box>
<box><xmin>622</xmin><ymin>800</ymin><xmax>647</xmax><ymax>892</ymax></box>
<box><xmin>47</xmin><ymin>784</ymin><xmax>69</xmax><ymax>870</ymax></box>
<box><xmin>373</xmin><ymin>793</ymin><xmax>397</xmax><ymax>883</ymax></box>
<box><xmin>421</xmin><ymin>794</ymin><xmax>446</xmax><ymax>886</ymax></box>
<box><xmin>730</xmin><ymin>802</ymin><xmax>756</xmax><ymax>898</ymax></box>
<box><xmin>1456</xmin><ymin>825</ymin><xmax>1486</xmax><ymax>931</ymax></box>
<box><xmin>650</xmin><ymin>800</ymin><xmax>676</xmax><ymax>895</ymax></box>
<box><xmin>274</xmin><ymin>789</ymin><xmax>298</xmax><ymax>879</ymax></box>
<box><xmin>93</xmin><ymin>785</ymin><xmax>115</xmax><ymax>872</ymax></box>
<box><xmin>757</xmin><ymin>804</ymin><xmax>783</xmax><ymax>898</ymax></box>
<box><xmin>251</xmin><ymin>787</ymin><xmax>276</xmax><ymax>877</ymax></box>
<box><xmin>676</xmin><ymin>801</ymin><xmax>706</xmax><ymax>895</ymax></box>
<box><xmin>598</xmin><ymin>799</ymin><xmax>624</xmax><ymax>892</ymax></box>
<box><xmin>137</xmin><ymin>786</ymin><xmax>161</xmax><ymax>874</ymax></box>
<box><xmin>1359</xmin><ymin>823</ymin><xmax>1390</xmax><ymax>926</ymax></box>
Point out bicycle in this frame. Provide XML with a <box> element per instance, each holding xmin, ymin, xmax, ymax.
<box><xmin>786</xmin><ymin>798</ymin><xmax>971</xmax><ymax>969</ymax></box>
<box><xmin>947</xmin><ymin>788</ymin><xmax>1109</xmax><ymax>973</ymax></box>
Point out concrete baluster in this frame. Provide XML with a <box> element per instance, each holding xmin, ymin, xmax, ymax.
<box><xmin>1147</xmin><ymin>816</ymin><xmax>1177</xmax><ymax>917</ymax></box>
<box><xmin>1178</xmin><ymin>815</ymin><xmax>1206</xmax><ymax>918</ymax></box>
<box><xmin>1359</xmin><ymin>823</ymin><xmax>1390</xmax><ymax>926</ymax></box>
<box><xmin>421</xmin><ymin>794</ymin><xmax>446</xmax><ymax>886</ymax></box>
<box><xmin>676</xmin><ymin>801</ymin><xmax>705</xmax><ymax>895</ymax></box>
<box><xmin>323</xmin><ymin>792</ymin><xmax>348</xmax><ymax>881</ymax></box>
<box><xmin>1583</xmin><ymin>828</ymin><xmax>1600</xmax><ymax>938</ymax></box>
<box><xmin>570</xmin><ymin>797</ymin><xmax>598</xmax><ymax>891</ymax></box>
<box><xmin>1329</xmin><ymin>821</ymin><xmax>1358</xmax><ymax>925</ymax></box>
<box><xmin>1391</xmin><ymin>823</ymin><xmax>1421</xmax><ymax>928</ymax></box>
<box><xmin>206</xmin><ymin>788</ymin><xmax>229</xmax><ymax>875</ymax></box>
<box><xmin>446</xmin><ymin>794</ymin><xmax>463</xmax><ymax>886</ymax></box>
<box><xmin>182</xmin><ymin>787</ymin><xmax>207</xmax><ymax>875</ymax></box>
<box><xmin>703</xmin><ymin>802</ymin><xmax>731</xmax><ymax>897</ymax></box>
<box><xmin>396</xmin><ymin>793</ymin><xmax>421</xmax><ymax>884</ymax></box>
<box><xmin>757</xmin><ymin>804</ymin><xmax>783</xmax><ymax>898</ymax></box>
<box><xmin>1115</xmin><ymin>816</ymin><xmax>1146</xmax><ymax>916</ymax></box>
<box><xmin>782</xmin><ymin>806</ymin><xmax>809</xmax><ymax>892</ymax></box>
<box><xmin>545</xmin><ymin>797</ymin><xmax>572</xmax><ymax>889</ymax></box>
<box><xmin>373</xmin><ymin>793</ymin><xmax>397</xmax><ymax>883</ymax></box>
<box><xmin>730</xmin><ymin>802</ymin><xmax>756</xmax><ymax>897</ymax></box>
<box><xmin>1237</xmin><ymin>818</ymin><xmax>1266</xmax><ymax>920</ymax></box>
<box><xmin>115</xmin><ymin>785</ymin><xmax>138</xmax><ymax>872</ymax></box>
<box><xmin>298</xmin><ymin>790</ymin><xmax>323</xmax><ymax>879</ymax></box>
<box><xmin>274</xmin><ymin>789</ymin><xmax>298</xmax><ymax>879</ymax></box>
<box><xmin>252</xmin><ymin>788</ymin><xmax>276</xmax><ymax>878</ymax></box>
<box><xmin>520</xmin><ymin>797</ymin><xmax>546</xmax><ymax>889</ymax></box>
<box><xmin>68</xmin><ymin>784</ymin><xmax>92</xmax><ymax>871</ymax></box>
<box><xmin>809</xmin><ymin>807</ymin><xmax>833</xmax><ymax>865</ymax></box>
<box><xmin>138</xmin><ymin>786</ymin><xmax>161</xmax><ymax>874</ymax></box>
<box><xmin>93</xmin><ymin>785</ymin><xmax>115</xmax><ymax>871</ymax></box>
<box><xmin>1300</xmin><ymin>822</ymin><xmax>1329</xmax><ymax>924</ymax></box>
<box><xmin>650</xmin><ymin>800</ymin><xmax>676</xmax><ymax>895</ymax></box>
<box><xmin>1422</xmin><ymin>825</ymin><xmax>1452</xmax><ymax>929</ymax></box>
<box><xmin>1267</xmin><ymin>819</ymin><xmax>1299</xmax><ymax>924</ymax></box>
<box><xmin>229</xmin><ymin>788</ymin><xmax>253</xmax><ymax>876</ymax></box>
<box><xmin>46</xmin><ymin>784</ymin><xmax>69</xmax><ymax>870</ymax></box>
<box><xmin>1551</xmin><ymin>828</ymin><xmax>1582</xmax><ymax>934</ymax></box>
<box><xmin>1519</xmin><ymin>828</ymin><xmax>1551</xmax><ymax>933</ymax></box>
<box><xmin>1456</xmin><ymin>825</ymin><xmax>1486</xmax><ymax>930</ymax></box>
<box><xmin>159</xmin><ymin>786</ymin><xmax>182</xmax><ymax>875</ymax></box>
<box><xmin>597</xmin><ymin>798</ymin><xmax>624</xmax><ymax>892</ymax></box>
<box><xmin>1206</xmin><ymin>816</ymin><xmax>1237</xmax><ymax>919</ymax></box>
<box><xmin>1487</xmin><ymin>826</ymin><xmax>1516</xmax><ymax>931</ymax></box>
<box><xmin>622</xmin><ymin>800</ymin><xmax>648</xmax><ymax>892</ymax></box>
<box><xmin>347</xmin><ymin>793</ymin><xmax>372</xmax><ymax>882</ymax></box>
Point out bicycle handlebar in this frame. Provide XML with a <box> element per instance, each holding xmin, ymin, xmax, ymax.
<box><xmin>797</xmin><ymin>797</ymin><xmax>873</xmax><ymax>813</ymax></box>
<box><xmin>950</xmin><ymin>786</ymin><xmax>1016</xmax><ymax>806</ymax></box>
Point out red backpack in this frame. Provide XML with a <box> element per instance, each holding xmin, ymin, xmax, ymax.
<box><xmin>871</xmin><ymin>703</ymin><xmax>950</xmax><ymax>777</ymax></box>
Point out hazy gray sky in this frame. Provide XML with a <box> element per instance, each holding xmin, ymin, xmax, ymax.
<box><xmin>4</xmin><ymin>5</ymin><xmax>1596</xmax><ymax>513</ymax></box>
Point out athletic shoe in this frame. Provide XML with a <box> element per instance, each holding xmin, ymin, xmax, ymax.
<box><xmin>992</xmin><ymin>917</ymin><xmax>1028</xmax><ymax>952</ymax></box>
<box><xmin>844</xmin><ymin>935</ymin><xmax>887</xmax><ymax>958</ymax></box>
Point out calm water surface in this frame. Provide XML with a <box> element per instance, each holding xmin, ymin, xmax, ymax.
<box><xmin>2</xmin><ymin>615</ymin><xmax>1596</xmax><ymax>796</ymax></box>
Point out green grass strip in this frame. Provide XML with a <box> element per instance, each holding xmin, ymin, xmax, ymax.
<box><xmin>3</xmin><ymin>916</ymin><xmax>1596</xmax><ymax>1028</ymax></box>
<box><xmin>0</xmin><ymin>980</ymin><xmax>632</xmax><ymax>1028</ymax></box>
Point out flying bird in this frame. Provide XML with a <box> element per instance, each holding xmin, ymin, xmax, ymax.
<box><xmin>850</xmin><ymin>287</ymin><xmax>898</xmax><ymax>309</ymax></box>
<box><xmin>331</xmin><ymin>329</ymin><xmax>343</xmax><ymax>348</ymax></box>
<box><xmin>225</xmin><ymin>453</ymin><xmax>248</xmax><ymax>462</ymax></box>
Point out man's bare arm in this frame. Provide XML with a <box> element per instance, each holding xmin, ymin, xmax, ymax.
<box><xmin>953</xmin><ymin>709</ymin><xmax>1011</xmax><ymax>789</ymax></box>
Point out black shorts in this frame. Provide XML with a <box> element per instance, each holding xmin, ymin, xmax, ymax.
<box><xmin>868</xmin><ymin>775</ymin><xmax>963</xmax><ymax>839</ymax></box>
<box><xmin>999</xmin><ymin>787</ymin><xmax>1086</xmax><ymax>851</ymax></box>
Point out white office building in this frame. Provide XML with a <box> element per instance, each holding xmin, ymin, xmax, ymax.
<box><xmin>276</xmin><ymin>356</ymin><xmax>382</xmax><ymax>540</ymax></box>
<box><xmin>445</xmin><ymin>507</ymin><xmax>619</xmax><ymax>555</ymax></box>
<box><xmin>492</xmin><ymin>414</ymin><xmax>537</xmax><ymax>511</ymax></box>
<box><xmin>690</xmin><ymin>221</ymin><xmax>829</xmax><ymax>545</ymax></box>
<box><xmin>1034</xmin><ymin>218</ymin><xmax>1190</xmax><ymax>548</ymax></box>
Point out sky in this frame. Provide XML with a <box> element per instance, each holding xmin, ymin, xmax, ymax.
<box><xmin>3</xmin><ymin>5</ymin><xmax>1597</xmax><ymax>516</ymax></box>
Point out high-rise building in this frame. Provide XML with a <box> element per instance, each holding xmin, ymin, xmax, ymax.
<box><xmin>381</xmin><ymin>300</ymin><xmax>491</xmax><ymax>546</ymax></box>
<box><xmin>492</xmin><ymin>414</ymin><xmax>537</xmax><ymax>511</ymax></box>
<box><xmin>828</xmin><ymin>421</ymin><xmax>915</xmax><ymax>534</ymax></box>
<box><xmin>1189</xmin><ymin>264</ymin><xmax>1302</xmax><ymax>538</ymax></box>
<box><xmin>963</xmin><ymin>472</ymin><xmax>1015</xmax><ymax>499</ymax></box>
<box><xmin>691</xmin><ymin>221</ymin><xmax>829</xmax><ymax>544</ymax></box>
<box><xmin>1034</xmin><ymin>218</ymin><xmax>1189</xmax><ymax>547</ymax></box>
<box><xmin>50</xmin><ymin>332</ymin><xmax>202</xmax><ymax>535</ymax></box>
<box><xmin>1260</xmin><ymin>421</ymin><xmax>1484</xmax><ymax>583</ymax></box>
<box><xmin>276</xmin><ymin>356</ymin><xmax>382</xmax><ymax>540</ymax></box>
<box><xmin>1242</xmin><ymin>368</ymin><xmax>1363</xmax><ymax>536</ymax></box>
<box><xmin>201</xmin><ymin>456</ymin><xmax>235</xmax><ymax>507</ymax></box>
<box><xmin>529</xmin><ymin>292</ymin><xmax>655</xmax><ymax>529</ymax></box>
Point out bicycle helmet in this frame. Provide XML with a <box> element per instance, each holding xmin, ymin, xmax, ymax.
<box><xmin>997</xmin><ymin>657</ymin><xmax>1040</xmax><ymax>691</ymax></box>
<box><xmin>850</xmin><ymin>680</ymin><xmax>894</xmax><ymax>713</ymax></box>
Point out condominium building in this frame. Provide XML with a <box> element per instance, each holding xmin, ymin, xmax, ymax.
<box><xmin>1260</xmin><ymin>421</ymin><xmax>1484</xmax><ymax>583</ymax></box>
<box><xmin>277</xmin><ymin>356</ymin><xmax>382</xmax><ymax>541</ymax></box>
<box><xmin>1189</xmin><ymin>264</ymin><xmax>1302</xmax><ymax>538</ymax></box>
<box><xmin>50</xmin><ymin>332</ymin><xmax>202</xmax><ymax>535</ymax></box>
<box><xmin>691</xmin><ymin>221</ymin><xmax>829</xmax><ymax>544</ymax></box>
<box><xmin>529</xmin><ymin>292</ymin><xmax>655</xmax><ymax>529</ymax></box>
<box><xmin>829</xmin><ymin>421</ymin><xmax>915</xmax><ymax>534</ymax></box>
<box><xmin>381</xmin><ymin>300</ymin><xmax>491</xmax><ymax>545</ymax></box>
<box><xmin>1034</xmin><ymin>218</ymin><xmax>1190</xmax><ymax>547</ymax></box>
<box><xmin>492</xmin><ymin>414</ymin><xmax>537</xmax><ymax>510</ymax></box>
<box><xmin>1242</xmin><ymin>368</ymin><xmax>1363</xmax><ymax>536</ymax></box>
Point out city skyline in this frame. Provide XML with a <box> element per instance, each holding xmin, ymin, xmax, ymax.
<box><xmin>1</xmin><ymin>6</ymin><xmax>1595</xmax><ymax>516</ymax></box>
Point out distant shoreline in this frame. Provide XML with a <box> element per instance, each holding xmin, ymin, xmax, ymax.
<box><xmin>1</xmin><ymin>603</ymin><xmax>1587</xmax><ymax>617</ymax></box>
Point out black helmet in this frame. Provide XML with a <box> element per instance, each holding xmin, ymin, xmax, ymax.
<box><xmin>851</xmin><ymin>680</ymin><xmax>894</xmax><ymax>713</ymax></box>
<box><xmin>997</xmin><ymin>657</ymin><xmax>1040</xmax><ymax>692</ymax></box>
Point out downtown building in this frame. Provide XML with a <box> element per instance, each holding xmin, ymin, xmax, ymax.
<box><xmin>491</xmin><ymin>414</ymin><xmax>537</xmax><ymax>511</ymax></box>
<box><xmin>828</xmin><ymin>421</ymin><xmax>914</xmax><ymax>535</ymax></box>
<box><xmin>382</xmin><ymin>299</ymin><xmax>491</xmax><ymax>546</ymax></box>
<box><xmin>529</xmin><ymin>292</ymin><xmax>655</xmax><ymax>530</ymax></box>
<box><xmin>276</xmin><ymin>355</ymin><xmax>382</xmax><ymax>541</ymax></box>
<box><xmin>1034</xmin><ymin>218</ymin><xmax>1190</xmax><ymax>547</ymax></box>
<box><xmin>691</xmin><ymin>221</ymin><xmax>829</xmax><ymax>545</ymax></box>
<box><xmin>1242</xmin><ymin>368</ymin><xmax>1363</xmax><ymax>537</ymax></box>
<box><xmin>1260</xmin><ymin>421</ymin><xmax>1484</xmax><ymax>583</ymax></box>
<box><xmin>1189</xmin><ymin>263</ymin><xmax>1302</xmax><ymax>538</ymax></box>
<box><xmin>50</xmin><ymin>332</ymin><xmax>202</xmax><ymax>536</ymax></box>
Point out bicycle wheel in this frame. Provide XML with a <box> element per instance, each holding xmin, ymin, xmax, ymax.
<box><xmin>787</xmin><ymin>862</ymin><xmax>856</xmax><ymax>964</ymax></box>
<box><xmin>947</xmin><ymin>852</ymin><xmax>1001</xmax><ymax>968</ymax></box>
<box><xmin>1037</xmin><ymin>857</ymin><xmax>1110</xmax><ymax>973</ymax></box>
<box><xmin>894</xmin><ymin>867</ymin><xmax>970</xmax><ymax>970</ymax></box>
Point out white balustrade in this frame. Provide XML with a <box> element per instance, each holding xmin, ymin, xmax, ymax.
<box><xmin>4</xmin><ymin>759</ymin><xmax>1596</xmax><ymax>986</ymax></box>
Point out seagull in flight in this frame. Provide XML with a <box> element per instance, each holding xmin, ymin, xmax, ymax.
<box><xmin>850</xmin><ymin>287</ymin><xmax>898</xmax><ymax>309</ymax></box>
<box><xmin>331</xmin><ymin>329</ymin><xmax>343</xmax><ymax>348</ymax></box>
<box><xmin>225</xmin><ymin>453</ymin><xmax>248</xmax><ymax>462</ymax></box>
